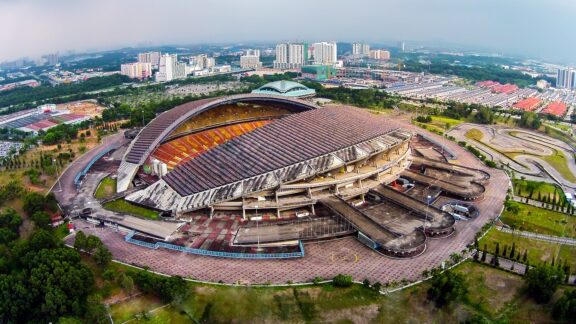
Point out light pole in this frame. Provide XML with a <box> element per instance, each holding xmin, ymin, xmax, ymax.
<box><xmin>255</xmin><ymin>205</ymin><xmax>262</xmax><ymax>252</ymax></box>
<box><xmin>53</xmin><ymin>159</ymin><xmax>62</xmax><ymax>192</ymax></box>
<box><xmin>424</xmin><ymin>195</ymin><xmax>431</xmax><ymax>236</ymax></box>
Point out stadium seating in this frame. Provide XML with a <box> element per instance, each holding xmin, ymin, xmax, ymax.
<box><xmin>152</xmin><ymin>120</ymin><xmax>271</xmax><ymax>168</ymax></box>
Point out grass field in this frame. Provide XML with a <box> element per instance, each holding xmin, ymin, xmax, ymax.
<box><xmin>540</xmin><ymin>148</ymin><xmax>576</xmax><ymax>183</ymax></box>
<box><xmin>500</xmin><ymin>203</ymin><xmax>576</xmax><ymax>238</ymax></box>
<box><xmin>429</xmin><ymin>116</ymin><xmax>464</xmax><ymax>130</ymax></box>
<box><xmin>465</xmin><ymin>128</ymin><xmax>484</xmax><ymax>141</ymax></box>
<box><xmin>106</xmin><ymin>261</ymin><xmax>569</xmax><ymax>323</ymax></box>
<box><xmin>479</xmin><ymin>228</ymin><xmax>576</xmax><ymax>269</ymax></box>
<box><xmin>513</xmin><ymin>179</ymin><xmax>565</xmax><ymax>203</ymax></box>
<box><xmin>94</xmin><ymin>177</ymin><xmax>117</xmax><ymax>199</ymax></box>
<box><xmin>103</xmin><ymin>199</ymin><xmax>158</xmax><ymax>220</ymax></box>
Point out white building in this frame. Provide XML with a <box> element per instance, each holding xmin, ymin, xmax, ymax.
<box><xmin>240</xmin><ymin>55</ymin><xmax>262</xmax><ymax>69</ymax></box>
<box><xmin>245</xmin><ymin>49</ymin><xmax>261</xmax><ymax>57</ymax></box>
<box><xmin>311</xmin><ymin>42</ymin><xmax>337</xmax><ymax>65</ymax></box>
<box><xmin>138</xmin><ymin>52</ymin><xmax>161</xmax><ymax>68</ymax></box>
<box><xmin>274</xmin><ymin>43</ymin><xmax>307</xmax><ymax>69</ymax></box>
<box><xmin>352</xmin><ymin>43</ymin><xmax>370</xmax><ymax>57</ymax></box>
<box><xmin>190</xmin><ymin>54</ymin><xmax>215</xmax><ymax>70</ymax></box>
<box><xmin>155</xmin><ymin>54</ymin><xmax>187</xmax><ymax>82</ymax></box>
<box><xmin>369</xmin><ymin>49</ymin><xmax>391</xmax><ymax>60</ymax></box>
<box><xmin>121</xmin><ymin>62</ymin><xmax>153</xmax><ymax>79</ymax></box>
<box><xmin>557</xmin><ymin>68</ymin><xmax>576</xmax><ymax>90</ymax></box>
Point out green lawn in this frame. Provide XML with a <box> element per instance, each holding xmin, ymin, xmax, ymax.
<box><xmin>94</xmin><ymin>177</ymin><xmax>117</xmax><ymax>199</ymax></box>
<box><xmin>105</xmin><ymin>260</ymin><xmax>572</xmax><ymax>323</ymax></box>
<box><xmin>109</xmin><ymin>294</ymin><xmax>165</xmax><ymax>323</ymax></box>
<box><xmin>512</xmin><ymin>179</ymin><xmax>565</xmax><ymax>203</ymax></box>
<box><xmin>102</xmin><ymin>199</ymin><xmax>159</xmax><ymax>220</ymax></box>
<box><xmin>479</xmin><ymin>227</ymin><xmax>576</xmax><ymax>270</ymax></box>
<box><xmin>540</xmin><ymin>148</ymin><xmax>576</xmax><ymax>183</ymax></box>
<box><xmin>500</xmin><ymin>203</ymin><xmax>576</xmax><ymax>238</ymax></box>
<box><xmin>430</xmin><ymin>115</ymin><xmax>463</xmax><ymax>129</ymax></box>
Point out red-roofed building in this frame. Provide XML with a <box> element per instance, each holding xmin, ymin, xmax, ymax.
<box><xmin>542</xmin><ymin>101</ymin><xmax>567</xmax><ymax>117</ymax></box>
<box><xmin>513</xmin><ymin>97</ymin><xmax>542</xmax><ymax>111</ymax></box>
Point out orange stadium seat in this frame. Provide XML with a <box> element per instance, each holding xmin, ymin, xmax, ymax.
<box><xmin>152</xmin><ymin>120</ymin><xmax>273</xmax><ymax>169</ymax></box>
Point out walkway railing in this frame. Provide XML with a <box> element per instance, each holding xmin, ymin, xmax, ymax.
<box><xmin>74</xmin><ymin>147</ymin><xmax>115</xmax><ymax>187</ymax></box>
<box><xmin>125</xmin><ymin>231</ymin><xmax>305</xmax><ymax>259</ymax></box>
<box><xmin>417</xmin><ymin>133</ymin><xmax>457</xmax><ymax>160</ymax></box>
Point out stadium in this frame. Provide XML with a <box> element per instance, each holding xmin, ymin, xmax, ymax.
<box><xmin>102</xmin><ymin>85</ymin><xmax>489</xmax><ymax>259</ymax></box>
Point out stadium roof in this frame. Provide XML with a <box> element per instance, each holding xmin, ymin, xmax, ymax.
<box><xmin>122</xmin><ymin>94</ymin><xmax>318</xmax><ymax>165</ymax></box>
<box><xmin>117</xmin><ymin>94</ymin><xmax>318</xmax><ymax>192</ymax></box>
<box><xmin>163</xmin><ymin>106</ymin><xmax>402</xmax><ymax>197</ymax></box>
<box><xmin>251</xmin><ymin>81</ymin><xmax>316</xmax><ymax>98</ymax></box>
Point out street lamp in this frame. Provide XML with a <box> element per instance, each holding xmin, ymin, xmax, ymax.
<box><xmin>53</xmin><ymin>159</ymin><xmax>62</xmax><ymax>192</ymax></box>
<box><xmin>424</xmin><ymin>195</ymin><xmax>431</xmax><ymax>236</ymax></box>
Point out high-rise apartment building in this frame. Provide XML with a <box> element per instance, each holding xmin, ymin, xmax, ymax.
<box><xmin>240</xmin><ymin>55</ymin><xmax>262</xmax><ymax>69</ymax></box>
<box><xmin>190</xmin><ymin>54</ymin><xmax>215</xmax><ymax>70</ymax></box>
<box><xmin>245</xmin><ymin>49</ymin><xmax>261</xmax><ymax>57</ymax></box>
<box><xmin>352</xmin><ymin>43</ymin><xmax>370</xmax><ymax>57</ymax></box>
<box><xmin>43</xmin><ymin>53</ymin><xmax>59</xmax><ymax>66</ymax></box>
<box><xmin>274</xmin><ymin>43</ymin><xmax>308</xmax><ymax>69</ymax></box>
<box><xmin>369</xmin><ymin>49</ymin><xmax>391</xmax><ymax>60</ymax></box>
<box><xmin>155</xmin><ymin>54</ymin><xmax>186</xmax><ymax>82</ymax></box>
<box><xmin>556</xmin><ymin>68</ymin><xmax>576</xmax><ymax>90</ymax></box>
<box><xmin>138</xmin><ymin>51</ymin><xmax>161</xmax><ymax>68</ymax></box>
<box><xmin>121</xmin><ymin>62</ymin><xmax>153</xmax><ymax>79</ymax></box>
<box><xmin>311</xmin><ymin>42</ymin><xmax>337</xmax><ymax>65</ymax></box>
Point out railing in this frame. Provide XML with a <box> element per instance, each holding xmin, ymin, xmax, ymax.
<box><xmin>124</xmin><ymin>231</ymin><xmax>305</xmax><ymax>259</ymax></box>
<box><xmin>417</xmin><ymin>133</ymin><xmax>457</xmax><ymax>160</ymax></box>
<box><xmin>74</xmin><ymin>147</ymin><xmax>115</xmax><ymax>186</ymax></box>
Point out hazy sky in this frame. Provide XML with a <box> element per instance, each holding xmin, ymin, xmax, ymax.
<box><xmin>1</xmin><ymin>0</ymin><xmax>575</xmax><ymax>64</ymax></box>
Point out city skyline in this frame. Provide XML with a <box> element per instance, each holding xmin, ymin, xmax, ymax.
<box><xmin>0</xmin><ymin>0</ymin><xmax>575</xmax><ymax>65</ymax></box>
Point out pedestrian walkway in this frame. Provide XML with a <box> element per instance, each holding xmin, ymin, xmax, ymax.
<box><xmin>496</xmin><ymin>226</ymin><xmax>576</xmax><ymax>246</ymax></box>
<box><xmin>511</xmin><ymin>196</ymin><xmax>572</xmax><ymax>214</ymax></box>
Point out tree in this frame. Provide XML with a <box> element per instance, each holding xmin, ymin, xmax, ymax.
<box><xmin>427</xmin><ymin>271</ymin><xmax>468</xmax><ymax>308</ymax></box>
<box><xmin>509</xmin><ymin>242</ymin><xmax>516</xmax><ymax>259</ymax></box>
<box><xmin>553</xmin><ymin>289</ymin><xmax>576</xmax><ymax>321</ymax></box>
<box><xmin>74</xmin><ymin>231</ymin><xmax>87</xmax><ymax>251</ymax></box>
<box><xmin>23</xmin><ymin>192</ymin><xmax>46</xmax><ymax>216</ymax></box>
<box><xmin>524</xmin><ymin>265</ymin><xmax>564</xmax><ymax>303</ymax></box>
<box><xmin>120</xmin><ymin>275</ymin><xmax>135</xmax><ymax>296</ymax></box>
<box><xmin>84</xmin><ymin>235</ymin><xmax>103</xmax><ymax>253</ymax></box>
<box><xmin>85</xmin><ymin>294</ymin><xmax>108</xmax><ymax>324</ymax></box>
<box><xmin>93</xmin><ymin>245</ymin><xmax>112</xmax><ymax>268</ymax></box>
<box><xmin>31</xmin><ymin>211</ymin><xmax>52</xmax><ymax>229</ymax></box>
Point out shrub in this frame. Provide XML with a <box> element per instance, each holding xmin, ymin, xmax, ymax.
<box><xmin>332</xmin><ymin>274</ymin><xmax>353</xmax><ymax>288</ymax></box>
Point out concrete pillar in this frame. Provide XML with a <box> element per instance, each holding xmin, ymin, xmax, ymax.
<box><xmin>311</xmin><ymin>204</ymin><xmax>316</xmax><ymax>216</ymax></box>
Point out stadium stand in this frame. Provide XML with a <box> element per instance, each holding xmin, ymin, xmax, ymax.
<box><xmin>152</xmin><ymin>120</ymin><xmax>272</xmax><ymax>168</ymax></box>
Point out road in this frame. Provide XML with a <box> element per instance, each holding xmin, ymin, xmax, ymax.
<box><xmin>52</xmin><ymin>132</ymin><xmax>129</xmax><ymax>209</ymax></box>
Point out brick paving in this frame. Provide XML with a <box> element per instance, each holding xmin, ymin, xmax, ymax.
<box><xmin>68</xmin><ymin>125</ymin><xmax>510</xmax><ymax>285</ymax></box>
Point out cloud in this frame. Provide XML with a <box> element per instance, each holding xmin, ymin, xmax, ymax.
<box><xmin>0</xmin><ymin>0</ymin><xmax>574</xmax><ymax>64</ymax></box>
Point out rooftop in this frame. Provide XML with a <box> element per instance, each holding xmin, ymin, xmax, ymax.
<box><xmin>252</xmin><ymin>81</ymin><xmax>316</xmax><ymax>98</ymax></box>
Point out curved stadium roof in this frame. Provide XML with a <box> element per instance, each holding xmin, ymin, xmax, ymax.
<box><xmin>117</xmin><ymin>94</ymin><xmax>318</xmax><ymax>192</ymax></box>
<box><xmin>251</xmin><ymin>80</ymin><xmax>316</xmax><ymax>98</ymax></box>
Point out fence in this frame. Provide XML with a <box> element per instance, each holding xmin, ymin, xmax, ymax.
<box><xmin>124</xmin><ymin>231</ymin><xmax>305</xmax><ymax>259</ymax></box>
<box><xmin>74</xmin><ymin>147</ymin><xmax>115</xmax><ymax>186</ymax></box>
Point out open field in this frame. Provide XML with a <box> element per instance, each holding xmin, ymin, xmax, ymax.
<box><xmin>465</xmin><ymin>128</ymin><xmax>483</xmax><ymax>141</ymax></box>
<box><xmin>479</xmin><ymin>228</ymin><xmax>576</xmax><ymax>269</ymax></box>
<box><xmin>513</xmin><ymin>179</ymin><xmax>566</xmax><ymax>204</ymax></box>
<box><xmin>429</xmin><ymin>115</ymin><xmax>464</xmax><ymax>129</ymax></box>
<box><xmin>102</xmin><ymin>199</ymin><xmax>159</xmax><ymax>220</ymax></box>
<box><xmin>105</xmin><ymin>261</ymin><xmax>569</xmax><ymax>323</ymax></box>
<box><xmin>94</xmin><ymin>177</ymin><xmax>117</xmax><ymax>199</ymax></box>
<box><xmin>501</xmin><ymin>203</ymin><xmax>576</xmax><ymax>238</ymax></box>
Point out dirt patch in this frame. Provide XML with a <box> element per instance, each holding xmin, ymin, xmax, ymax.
<box><xmin>321</xmin><ymin>304</ymin><xmax>380</xmax><ymax>323</ymax></box>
